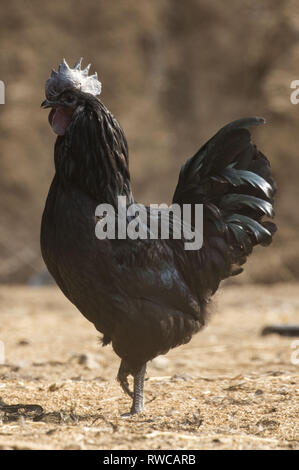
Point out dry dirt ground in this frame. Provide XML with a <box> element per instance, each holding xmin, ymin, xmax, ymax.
<box><xmin>0</xmin><ymin>283</ymin><xmax>298</xmax><ymax>450</ymax></box>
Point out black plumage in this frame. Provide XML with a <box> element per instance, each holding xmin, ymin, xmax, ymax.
<box><xmin>41</xmin><ymin>75</ymin><xmax>276</xmax><ymax>415</ymax></box>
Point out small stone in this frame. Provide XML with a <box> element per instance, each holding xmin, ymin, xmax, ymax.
<box><xmin>171</xmin><ymin>373</ymin><xmax>191</xmax><ymax>382</ymax></box>
<box><xmin>256</xmin><ymin>419</ymin><xmax>279</xmax><ymax>429</ymax></box>
<box><xmin>77</xmin><ymin>354</ymin><xmax>98</xmax><ymax>370</ymax></box>
<box><xmin>48</xmin><ymin>383</ymin><xmax>64</xmax><ymax>392</ymax></box>
<box><xmin>17</xmin><ymin>340</ymin><xmax>30</xmax><ymax>346</ymax></box>
<box><xmin>151</xmin><ymin>356</ymin><xmax>169</xmax><ymax>370</ymax></box>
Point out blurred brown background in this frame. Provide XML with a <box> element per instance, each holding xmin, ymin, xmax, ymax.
<box><xmin>0</xmin><ymin>0</ymin><xmax>298</xmax><ymax>284</ymax></box>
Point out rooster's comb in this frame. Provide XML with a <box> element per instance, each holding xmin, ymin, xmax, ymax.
<box><xmin>45</xmin><ymin>58</ymin><xmax>102</xmax><ymax>98</ymax></box>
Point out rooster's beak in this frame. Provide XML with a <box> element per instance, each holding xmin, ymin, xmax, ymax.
<box><xmin>41</xmin><ymin>99</ymin><xmax>53</xmax><ymax>109</ymax></box>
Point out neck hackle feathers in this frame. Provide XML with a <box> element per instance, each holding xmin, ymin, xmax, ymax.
<box><xmin>45</xmin><ymin>58</ymin><xmax>102</xmax><ymax>99</ymax></box>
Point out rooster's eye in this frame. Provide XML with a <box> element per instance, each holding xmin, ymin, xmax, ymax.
<box><xmin>64</xmin><ymin>94</ymin><xmax>75</xmax><ymax>104</ymax></box>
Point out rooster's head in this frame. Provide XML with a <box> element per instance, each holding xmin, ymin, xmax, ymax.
<box><xmin>41</xmin><ymin>58</ymin><xmax>102</xmax><ymax>135</ymax></box>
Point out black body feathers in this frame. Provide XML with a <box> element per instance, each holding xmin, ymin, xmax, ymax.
<box><xmin>41</xmin><ymin>99</ymin><xmax>276</xmax><ymax>374</ymax></box>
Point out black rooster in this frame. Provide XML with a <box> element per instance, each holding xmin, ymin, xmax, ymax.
<box><xmin>41</xmin><ymin>59</ymin><xmax>276</xmax><ymax>415</ymax></box>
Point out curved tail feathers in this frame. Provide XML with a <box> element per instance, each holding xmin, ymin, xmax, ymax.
<box><xmin>173</xmin><ymin>117</ymin><xmax>277</xmax><ymax>286</ymax></box>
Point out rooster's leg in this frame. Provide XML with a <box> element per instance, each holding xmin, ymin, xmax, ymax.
<box><xmin>117</xmin><ymin>360</ymin><xmax>133</xmax><ymax>398</ymax></box>
<box><xmin>130</xmin><ymin>363</ymin><xmax>147</xmax><ymax>415</ymax></box>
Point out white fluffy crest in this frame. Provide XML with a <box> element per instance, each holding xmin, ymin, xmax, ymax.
<box><xmin>46</xmin><ymin>58</ymin><xmax>102</xmax><ymax>98</ymax></box>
